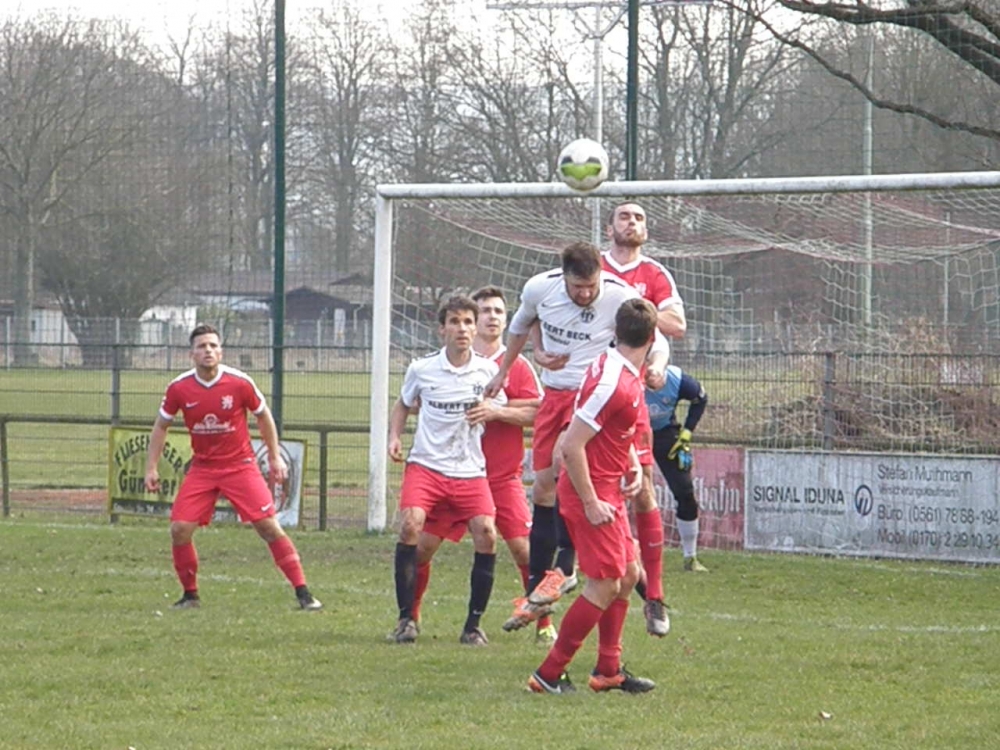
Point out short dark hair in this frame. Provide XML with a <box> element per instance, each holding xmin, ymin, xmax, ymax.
<box><xmin>607</xmin><ymin>201</ymin><xmax>644</xmax><ymax>226</ymax></box>
<box><xmin>615</xmin><ymin>298</ymin><xmax>657</xmax><ymax>348</ymax></box>
<box><xmin>437</xmin><ymin>295</ymin><xmax>479</xmax><ymax>325</ymax></box>
<box><xmin>561</xmin><ymin>241</ymin><xmax>601</xmax><ymax>279</ymax></box>
<box><xmin>189</xmin><ymin>323</ymin><xmax>221</xmax><ymax>345</ymax></box>
<box><xmin>471</xmin><ymin>285</ymin><xmax>506</xmax><ymax>304</ymax></box>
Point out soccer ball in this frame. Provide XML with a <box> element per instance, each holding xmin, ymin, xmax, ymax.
<box><xmin>557</xmin><ymin>138</ymin><xmax>609</xmax><ymax>192</ymax></box>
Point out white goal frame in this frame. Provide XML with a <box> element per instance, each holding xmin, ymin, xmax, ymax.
<box><xmin>367</xmin><ymin>170</ymin><xmax>1000</xmax><ymax>531</ymax></box>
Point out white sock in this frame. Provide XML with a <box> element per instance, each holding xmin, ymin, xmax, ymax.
<box><xmin>678</xmin><ymin>518</ymin><xmax>699</xmax><ymax>559</ymax></box>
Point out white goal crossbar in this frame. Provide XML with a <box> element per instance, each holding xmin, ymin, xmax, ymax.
<box><xmin>367</xmin><ymin>171</ymin><xmax>1000</xmax><ymax>531</ymax></box>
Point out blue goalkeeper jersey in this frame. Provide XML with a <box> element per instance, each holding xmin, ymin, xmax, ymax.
<box><xmin>646</xmin><ymin>364</ymin><xmax>704</xmax><ymax>432</ymax></box>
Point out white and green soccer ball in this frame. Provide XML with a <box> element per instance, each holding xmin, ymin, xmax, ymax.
<box><xmin>557</xmin><ymin>138</ymin><xmax>609</xmax><ymax>192</ymax></box>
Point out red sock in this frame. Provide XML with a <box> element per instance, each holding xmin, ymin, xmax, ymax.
<box><xmin>518</xmin><ymin>564</ymin><xmax>531</xmax><ymax>593</ymax></box>
<box><xmin>172</xmin><ymin>542</ymin><xmax>198</xmax><ymax>592</ymax></box>
<box><xmin>537</xmin><ymin>596</ymin><xmax>603</xmax><ymax>684</ymax></box>
<box><xmin>636</xmin><ymin>509</ymin><xmax>665</xmax><ymax>602</ymax></box>
<box><xmin>412</xmin><ymin>563</ymin><xmax>431</xmax><ymax>622</ymax></box>
<box><xmin>268</xmin><ymin>536</ymin><xmax>306</xmax><ymax>589</ymax></box>
<box><xmin>595</xmin><ymin>597</ymin><xmax>629</xmax><ymax>676</ymax></box>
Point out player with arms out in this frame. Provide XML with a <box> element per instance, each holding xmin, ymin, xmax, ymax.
<box><xmin>387</xmin><ymin>296</ymin><xmax>501</xmax><ymax>646</ymax></box>
<box><xmin>485</xmin><ymin>242</ymin><xmax>670</xmax><ymax>631</ymax></box>
<box><xmin>528</xmin><ymin>298</ymin><xmax>659</xmax><ymax>695</ymax></box>
<box><xmin>408</xmin><ymin>287</ymin><xmax>556</xmax><ymax>643</ymax></box>
<box><xmin>602</xmin><ymin>201</ymin><xmax>686</xmax><ymax>636</ymax></box>
<box><xmin>143</xmin><ymin>323</ymin><xmax>322</xmax><ymax>611</ymax></box>
<box><xmin>647</xmin><ymin>364</ymin><xmax>710</xmax><ymax>573</ymax></box>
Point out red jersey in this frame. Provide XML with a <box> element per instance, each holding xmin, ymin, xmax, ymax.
<box><xmin>602</xmin><ymin>251</ymin><xmax>682</xmax><ymax>310</ymax></box>
<box><xmin>571</xmin><ymin>348</ymin><xmax>644</xmax><ymax>484</ymax></box>
<box><xmin>482</xmin><ymin>347</ymin><xmax>542</xmax><ymax>479</ymax></box>
<box><xmin>159</xmin><ymin>364</ymin><xmax>265</xmax><ymax>465</ymax></box>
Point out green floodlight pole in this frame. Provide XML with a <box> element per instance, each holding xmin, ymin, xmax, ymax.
<box><xmin>272</xmin><ymin>0</ymin><xmax>287</xmax><ymax>431</ymax></box>
<box><xmin>626</xmin><ymin>0</ymin><xmax>639</xmax><ymax>181</ymax></box>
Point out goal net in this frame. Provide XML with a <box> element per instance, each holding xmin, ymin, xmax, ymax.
<box><xmin>368</xmin><ymin>172</ymin><xmax>1000</xmax><ymax>550</ymax></box>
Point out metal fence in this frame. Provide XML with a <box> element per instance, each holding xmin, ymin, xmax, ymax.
<box><xmin>3</xmin><ymin>341</ymin><xmax>999</xmax><ymax>521</ymax></box>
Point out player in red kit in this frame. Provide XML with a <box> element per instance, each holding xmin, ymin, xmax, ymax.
<box><xmin>528</xmin><ymin>298</ymin><xmax>659</xmax><ymax>695</ymax></box>
<box><xmin>602</xmin><ymin>202</ymin><xmax>687</xmax><ymax>637</ymax></box>
<box><xmin>486</xmin><ymin>242</ymin><xmax>669</xmax><ymax>633</ymax></box>
<box><xmin>143</xmin><ymin>324</ymin><xmax>321</xmax><ymax>611</ymax></box>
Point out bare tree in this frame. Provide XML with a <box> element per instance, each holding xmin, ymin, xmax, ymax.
<box><xmin>0</xmin><ymin>14</ymin><xmax>151</xmax><ymax>363</ymax></box>
<box><xmin>737</xmin><ymin>0</ymin><xmax>1000</xmax><ymax>153</ymax></box>
<box><xmin>634</xmin><ymin>4</ymin><xmax>794</xmax><ymax>179</ymax></box>
<box><xmin>299</xmin><ymin>2</ymin><xmax>387</xmax><ymax>276</ymax></box>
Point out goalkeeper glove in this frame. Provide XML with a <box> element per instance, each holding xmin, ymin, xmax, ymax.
<box><xmin>667</xmin><ymin>428</ymin><xmax>693</xmax><ymax>472</ymax></box>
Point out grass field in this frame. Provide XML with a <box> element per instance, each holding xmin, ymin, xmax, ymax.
<box><xmin>3</xmin><ymin>516</ymin><xmax>999</xmax><ymax>749</ymax></box>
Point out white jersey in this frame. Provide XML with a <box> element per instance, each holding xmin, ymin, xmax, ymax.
<box><xmin>509</xmin><ymin>269</ymin><xmax>669</xmax><ymax>390</ymax></box>
<box><xmin>400</xmin><ymin>348</ymin><xmax>504</xmax><ymax>478</ymax></box>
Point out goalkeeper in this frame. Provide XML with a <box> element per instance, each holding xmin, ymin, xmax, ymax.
<box><xmin>646</xmin><ymin>364</ymin><xmax>709</xmax><ymax>573</ymax></box>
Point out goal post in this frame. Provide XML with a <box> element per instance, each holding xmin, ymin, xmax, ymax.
<box><xmin>368</xmin><ymin>171</ymin><xmax>1000</xmax><ymax>532</ymax></box>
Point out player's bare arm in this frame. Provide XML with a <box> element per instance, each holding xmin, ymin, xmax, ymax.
<box><xmin>644</xmin><ymin>333</ymin><xmax>671</xmax><ymax>390</ymax></box>
<box><xmin>254</xmin><ymin>406</ymin><xmax>288</xmax><ymax>485</ymax></box>
<box><xmin>387</xmin><ymin>397</ymin><xmax>410</xmax><ymax>462</ymax></box>
<box><xmin>143</xmin><ymin>415</ymin><xmax>172</xmax><ymax>492</ymax></box>
<box><xmin>622</xmin><ymin>445</ymin><xmax>642</xmax><ymax>499</ymax></box>
<box><xmin>657</xmin><ymin>304</ymin><xmax>686</xmax><ymax>339</ymax></box>
<box><xmin>560</xmin><ymin>417</ymin><xmax>616</xmax><ymax>526</ymax></box>
<box><xmin>484</xmin><ymin>330</ymin><xmax>530</xmax><ymax>397</ymax></box>
<box><xmin>466</xmin><ymin>397</ymin><xmax>539</xmax><ymax>427</ymax></box>
<box><xmin>529</xmin><ymin>320</ymin><xmax>569</xmax><ymax>371</ymax></box>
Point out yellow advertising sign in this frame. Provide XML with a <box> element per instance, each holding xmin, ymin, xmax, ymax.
<box><xmin>107</xmin><ymin>428</ymin><xmax>306</xmax><ymax>527</ymax></box>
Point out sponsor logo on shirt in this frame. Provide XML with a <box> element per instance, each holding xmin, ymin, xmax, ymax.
<box><xmin>191</xmin><ymin>413</ymin><xmax>234</xmax><ymax>434</ymax></box>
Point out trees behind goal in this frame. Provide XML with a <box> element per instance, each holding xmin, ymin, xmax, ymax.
<box><xmin>367</xmin><ymin>172</ymin><xmax>1000</xmax><ymax>532</ymax></box>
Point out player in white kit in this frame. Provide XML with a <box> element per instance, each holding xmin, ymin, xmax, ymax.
<box><xmin>485</xmin><ymin>242</ymin><xmax>669</xmax><ymax>629</ymax></box>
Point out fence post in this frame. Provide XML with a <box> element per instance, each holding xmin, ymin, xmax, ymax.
<box><xmin>111</xmin><ymin>319</ymin><xmax>121</xmax><ymax>425</ymax></box>
<box><xmin>318</xmin><ymin>429</ymin><xmax>328</xmax><ymax>531</ymax></box>
<box><xmin>822</xmin><ymin>352</ymin><xmax>836</xmax><ymax>450</ymax></box>
<box><xmin>1</xmin><ymin>419</ymin><xmax>9</xmax><ymax>517</ymax></box>
<box><xmin>4</xmin><ymin>316</ymin><xmax>10</xmax><ymax>370</ymax></box>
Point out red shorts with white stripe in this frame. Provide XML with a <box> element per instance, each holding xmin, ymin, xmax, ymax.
<box><xmin>401</xmin><ymin>462</ymin><xmax>494</xmax><ymax>534</ymax></box>
<box><xmin>556</xmin><ymin>473</ymin><xmax>635</xmax><ymax>580</ymax></box>
<box><xmin>531</xmin><ymin>388</ymin><xmax>578</xmax><ymax>472</ymax></box>
<box><xmin>170</xmin><ymin>460</ymin><xmax>275</xmax><ymax>526</ymax></box>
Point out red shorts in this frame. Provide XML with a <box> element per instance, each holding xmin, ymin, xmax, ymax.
<box><xmin>634</xmin><ymin>399</ymin><xmax>653</xmax><ymax>467</ymax></box>
<box><xmin>532</xmin><ymin>388</ymin><xmax>578</xmax><ymax>472</ymax></box>
<box><xmin>401</xmin><ymin>463</ymin><xmax>494</xmax><ymax>538</ymax></box>
<box><xmin>556</xmin><ymin>473</ymin><xmax>635</xmax><ymax>580</ymax></box>
<box><xmin>171</xmin><ymin>460</ymin><xmax>274</xmax><ymax>525</ymax></box>
<box><xmin>423</xmin><ymin>476</ymin><xmax>529</xmax><ymax>543</ymax></box>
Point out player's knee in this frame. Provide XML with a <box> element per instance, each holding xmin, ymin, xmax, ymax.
<box><xmin>399</xmin><ymin>512</ymin><xmax>424</xmax><ymax>545</ymax></box>
<box><xmin>620</xmin><ymin>562</ymin><xmax>641</xmax><ymax>594</ymax></box>
<box><xmin>470</xmin><ymin>517</ymin><xmax>497</xmax><ymax>553</ymax></box>
<box><xmin>634</xmin><ymin>480</ymin><xmax>658</xmax><ymax>513</ymax></box>
<box><xmin>170</xmin><ymin>521</ymin><xmax>196</xmax><ymax>546</ymax></box>
<box><xmin>676</xmin><ymin>495</ymin><xmax>699</xmax><ymax>522</ymax></box>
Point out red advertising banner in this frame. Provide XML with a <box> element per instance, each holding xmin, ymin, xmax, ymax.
<box><xmin>656</xmin><ymin>446</ymin><xmax>745</xmax><ymax>550</ymax></box>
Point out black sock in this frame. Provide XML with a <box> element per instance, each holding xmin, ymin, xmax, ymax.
<box><xmin>394</xmin><ymin>542</ymin><xmax>417</xmax><ymax>620</ymax></box>
<box><xmin>634</xmin><ymin>578</ymin><xmax>648</xmax><ymax>602</ymax></box>
<box><xmin>527</xmin><ymin>505</ymin><xmax>557</xmax><ymax>594</ymax></box>
<box><xmin>464</xmin><ymin>551</ymin><xmax>496</xmax><ymax>632</ymax></box>
<box><xmin>554</xmin><ymin>501</ymin><xmax>576</xmax><ymax>575</ymax></box>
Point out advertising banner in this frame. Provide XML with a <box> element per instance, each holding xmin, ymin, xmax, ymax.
<box><xmin>108</xmin><ymin>427</ymin><xmax>305</xmax><ymax>527</ymax></box>
<box><xmin>746</xmin><ymin>450</ymin><xmax>1000</xmax><ymax>563</ymax></box>
<box><xmin>656</xmin><ymin>447</ymin><xmax>745</xmax><ymax>550</ymax></box>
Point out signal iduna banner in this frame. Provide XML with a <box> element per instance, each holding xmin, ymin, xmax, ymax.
<box><xmin>746</xmin><ymin>450</ymin><xmax>1000</xmax><ymax>563</ymax></box>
